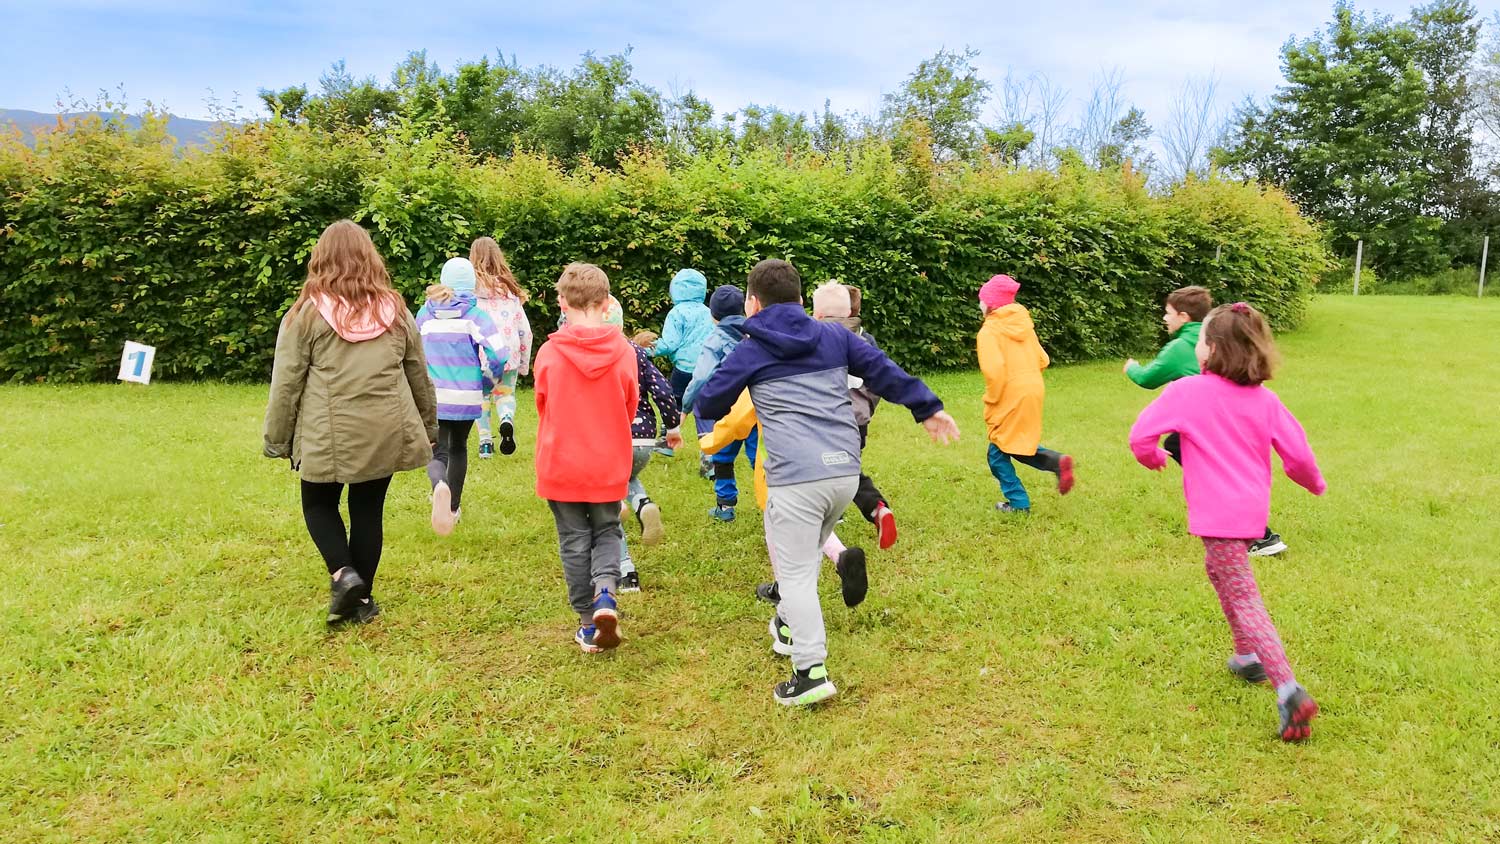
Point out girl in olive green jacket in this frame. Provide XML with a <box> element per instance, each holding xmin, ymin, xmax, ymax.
<box><xmin>264</xmin><ymin>220</ymin><xmax>438</xmax><ymax>625</ymax></box>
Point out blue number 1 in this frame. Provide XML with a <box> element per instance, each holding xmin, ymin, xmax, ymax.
<box><xmin>129</xmin><ymin>350</ymin><xmax>146</xmax><ymax>377</ymax></box>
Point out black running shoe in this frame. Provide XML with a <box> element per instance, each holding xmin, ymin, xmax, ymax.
<box><xmin>835</xmin><ymin>547</ymin><xmax>867</xmax><ymax>608</ymax></box>
<box><xmin>755</xmin><ymin>582</ymin><xmax>781</xmax><ymax>604</ymax></box>
<box><xmin>352</xmin><ymin>598</ymin><xmax>381</xmax><ymax>624</ymax></box>
<box><xmin>326</xmin><ymin>566</ymin><xmax>367</xmax><ymax>625</ymax></box>
<box><xmin>1250</xmin><ymin>532</ymin><xmax>1287</xmax><ymax>557</ymax></box>
<box><xmin>768</xmin><ymin>614</ymin><xmax>793</xmax><ymax>656</ymax></box>
<box><xmin>1227</xmin><ymin>656</ymin><xmax>1268</xmax><ymax>684</ymax></box>
<box><xmin>498</xmin><ymin>420</ymin><xmax>517</xmax><ymax>456</ymax></box>
<box><xmin>619</xmin><ymin>571</ymin><xmax>641</xmax><ymax>593</ymax></box>
<box><xmin>773</xmin><ymin>664</ymin><xmax>837</xmax><ymax>706</ymax></box>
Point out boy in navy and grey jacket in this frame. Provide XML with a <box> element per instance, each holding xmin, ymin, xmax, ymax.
<box><xmin>694</xmin><ymin>259</ymin><xmax>960</xmax><ymax>707</ymax></box>
<box><xmin>683</xmin><ymin>285</ymin><xmax>759</xmax><ymax>522</ymax></box>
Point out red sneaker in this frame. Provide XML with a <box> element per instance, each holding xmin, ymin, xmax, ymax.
<box><xmin>1278</xmin><ymin>687</ymin><xmax>1319</xmax><ymax>742</ymax></box>
<box><xmin>1057</xmin><ymin>455</ymin><xmax>1075</xmax><ymax>495</ymax></box>
<box><xmin>874</xmin><ymin>504</ymin><xmax>897</xmax><ymax>550</ymax></box>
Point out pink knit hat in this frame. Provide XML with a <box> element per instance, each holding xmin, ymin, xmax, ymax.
<box><xmin>979</xmin><ymin>274</ymin><xmax>1021</xmax><ymax>309</ymax></box>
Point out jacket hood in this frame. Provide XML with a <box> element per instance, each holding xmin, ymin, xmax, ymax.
<box><xmin>670</xmin><ymin>269</ymin><xmax>708</xmax><ymax>304</ymax></box>
<box><xmin>743</xmin><ymin>302</ymin><xmax>822</xmax><ymax>360</ymax></box>
<box><xmin>827</xmin><ymin>315</ymin><xmax>862</xmax><ymax>334</ymax></box>
<box><xmin>716</xmin><ymin>313</ymin><xmax>747</xmax><ymax>341</ymax></box>
<box><xmin>985</xmin><ymin>303</ymin><xmax>1036</xmax><ymax>340</ymax></box>
<box><xmin>546</xmin><ymin>324</ymin><xmax>630</xmax><ymax>380</ymax></box>
<box><xmin>428</xmin><ymin>290</ymin><xmax>478</xmax><ymax>320</ymax></box>
<box><xmin>315</xmin><ymin>293</ymin><xmax>396</xmax><ymax>342</ymax></box>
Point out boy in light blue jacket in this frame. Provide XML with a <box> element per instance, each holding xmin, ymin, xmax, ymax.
<box><xmin>649</xmin><ymin>268</ymin><xmax>714</xmax><ymax>459</ymax></box>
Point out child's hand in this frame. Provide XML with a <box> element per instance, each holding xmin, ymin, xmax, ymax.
<box><xmin>1124</xmin><ymin>358</ymin><xmax>1137</xmax><ymax>373</ymax></box>
<box><xmin>921</xmin><ymin>411</ymin><xmax>961</xmax><ymax>445</ymax></box>
<box><xmin>665</xmin><ymin>430</ymin><xmax>684</xmax><ymax>449</ymax></box>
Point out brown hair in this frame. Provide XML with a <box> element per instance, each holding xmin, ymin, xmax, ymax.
<box><xmin>1166</xmin><ymin>285</ymin><xmax>1212</xmax><ymax>322</ymax></box>
<box><xmin>845</xmin><ymin>285</ymin><xmax>863</xmax><ymax>318</ymax></box>
<box><xmin>470</xmin><ymin>236</ymin><xmax>528</xmax><ymax>302</ymax></box>
<box><xmin>555</xmin><ymin>262</ymin><xmax>610</xmax><ymax>310</ymax></box>
<box><xmin>747</xmin><ymin>259</ymin><xmax>802</xmax><ymax>306</ymax></box>
<box><xmin>292</xmin><ymin>220</ymin><xmax>403</xmax><ymax>333</ymax></box>
<box><xmin>1202</xmin><ymin>302</ymin><xmax>1278</xmax><ymax>386</ymax></box>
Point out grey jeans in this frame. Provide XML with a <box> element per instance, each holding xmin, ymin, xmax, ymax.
<box><xmin>764</xmin><ymin>475</ymin><xmax>859</xmax><ymax>670</ymax></box>
<box><xmin>547</xmin><ymin>500</ymin><xmax>623</xmax><ymax>621</ymax></box>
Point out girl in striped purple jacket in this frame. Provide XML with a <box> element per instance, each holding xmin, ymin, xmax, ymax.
<box><xmin>416</xmin><ymin>257</ymin><xmax>510</xmax><ymax>536</ymax></box>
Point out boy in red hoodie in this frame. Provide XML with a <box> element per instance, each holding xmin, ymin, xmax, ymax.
<box><xmin>533</xmin><ymin>263</ymin><xmax>640</xmax><ymax>653</ymax></box>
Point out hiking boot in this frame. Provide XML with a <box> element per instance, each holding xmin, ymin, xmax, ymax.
<box><xmin>478</xmin><ymin>440</ymin><xmax>495</xmax><ymax>459</ymax></box>
<box><xmin>591</xmin><ymin>589</ymin><xmax>621</xmax><ymax>649</ymax></box>
<box><xmin>874</xmin><ymin>503</ymin><xmax>897</xmax><ymax>550</ymax></box>
<box><xmin>755</xmin><ymin>582</ymin><xmax>781</xmax><ymax>605</ymax></box>
<box><xmin>774</xmin><ymin>664</ymin><xmax>837</xmax><ymax>707</ymax></box>
<box><xmin>835</xmin><ymin>547</ymin><xmax>868</xmax><ymax>608</ymax></box>
<box><xmin>768</xmin><ymin>613</ymin><xmax>794</xmax><ymax>656</ymax></box>
<box><xmin>498</xmin><ymin>419</ymin><xmax>517</xmax><ymax>455</ymax></box>
<box><xmin>1277</xmin><ymin>685</ymin><xmax>1319</xmax><ymax>742</ymax></box>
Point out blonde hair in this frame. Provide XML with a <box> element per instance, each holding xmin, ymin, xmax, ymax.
<box><xmin>425</xmin><ymin>284</ymin><xmax>455</xmax><ymax>303</ymax></box>
<box><xmin>555</xmin><ymin>262</ymin><xmax>610</xmax><ymax>310</ymax></box>
<box><xmin>470</xmin><ymin>236</ymin><xmax>528</xmax><ymax>302</ymax></box>
<box><xmin>292</xmin><ymin>220</ymin><xmax>403</xmax><ymax>334</ymax></box>
<box><xmin>812</xmin><ymin>280</ymin><xmax>852</xmax><ymax>318</ymax></box>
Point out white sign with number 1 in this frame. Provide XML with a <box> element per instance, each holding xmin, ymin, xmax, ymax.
<box><xmin>118</xmin><ymin>341</ymin><xmax>156</xmax><ymax>385</ymax></box>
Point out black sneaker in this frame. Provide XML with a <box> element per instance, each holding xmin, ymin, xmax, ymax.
<box><xmin>773</xmin><ymin>664</ymin><xmax>837</xmax><ymax>706</ymax></box>
<box><xmin>326</xmin><ymin>566</ymin><xmax>367</xmax><ymax>625</ymax></box>
<box><xmin>1227</xmin><ymin>656</ymin><xmax>1268</xmax><ymax>684</ymax></box>
<box><xmin>1250</xmin><ymin>533</ymin><xmax>1287</xmax><ymax>557</ymax></box>
<box><xmin>768</xmin><ymin>613</ymin><xmax>794</xmax><ymax>656</ymax></box>
<box><xmin>498</xmin><ymin>419</ymin><xmax>517</xmax><ymax>456</ymax></box>
<box><xmin>478</xmin><ymin>440</ymin><xmax>495</xmax><ymax>459</ymax></box>
<box><xmin>352</xmin><ymin>598</ymin><xmax>381</xmax><ymax>624</ymax></box>
<box><xmin>835</xmin><ymin>547</ymin><xmax>867</xmax><ymax>608</ymax></box>
<box><xmin>755</xmin><ymin>582</ymin><xmax>781</xmax><ymax>605</ymax></box>
<box><xmin>620</xmin><ymin>570</ymin><xmax>641</xmax><ymax>593</ymax></box>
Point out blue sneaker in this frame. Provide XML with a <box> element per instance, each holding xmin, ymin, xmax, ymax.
<box><xmin>591</xmin><ymin>589</ymin><xmax>621</xmax><ymax>649</ymax></box>
<box><xmin>709</xmin><ymin>504</ymin><xmax>736</xmax><ymax>522</ymax></box>
<box><xmin>575</xmin><ymin>625</ymin><xmax>604</xmax><ymax>654</ymax></box>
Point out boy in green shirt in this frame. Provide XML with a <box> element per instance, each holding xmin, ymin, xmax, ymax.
<box><xmin>1124</xmin><ymin>285</ymin><xmax>1287</xmax><ymax>556</ymax></box>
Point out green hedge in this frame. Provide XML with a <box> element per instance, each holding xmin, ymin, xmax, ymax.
<box><xmin>0</xmin><ymin>116</ymin><xmax>1329</xmax><ymax>382</ymax></box>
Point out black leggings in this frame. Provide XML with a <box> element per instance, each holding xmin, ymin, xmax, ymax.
<box><xmin>853</xmin><ymin>424</ymin><xmax>886</xmax><ymax>522</ymax></box>
<box><xmin>428</xmin><ymin>419</ymin><xmax>474</xmax><ymax>510</ymax></box>
<box><xmin>300</xmin><ymin>476</ymin><xmax>393</xmax><ymax>588</ymax></box>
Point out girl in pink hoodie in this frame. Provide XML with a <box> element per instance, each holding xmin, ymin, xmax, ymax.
<box><xmin>1129</xmin><ymin>302</ymin><xmax>1326</xmax><ymax>742</ymax></box>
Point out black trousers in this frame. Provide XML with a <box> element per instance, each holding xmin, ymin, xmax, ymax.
<box><xmin>853</xmin><ymin>424</ymin><xmax>886</xmax><ymax>522</ymax></box>
<box><xmin>428</xmin><ymin>419</ymin><xmax>475</xmax><ymax>510</ymax></box>
<box><xmin>300</xmin><ymin>476</ymin><xmax>393</xmax><ymax>588</ymax></box>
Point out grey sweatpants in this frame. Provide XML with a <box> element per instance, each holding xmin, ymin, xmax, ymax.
<box><xmin>547</xmin><ymin>500</ymin><xmax>622</xmax><ymax>621</ymax></box>
<box><xmin>764</xmin><ymin>475</ymin><xmax>859</xmax><ymax>670</ymax></box>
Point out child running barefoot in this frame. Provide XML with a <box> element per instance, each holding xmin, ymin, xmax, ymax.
<box><xmin>813</xmin><ymin>281</ymin><xmax>897</xmax><ymax>549</ymax></box>
<box><xmin>470</xmin><ymin>237</ymin><xmax>532</xmax><ymax>458</ymax></box>
<box><xmin>534</xmin><ymin>264</ymin><xmax>639</xmax><ymax>652</ymax></box>
<box><xmin>695</xmin><ymin>259</ymin><xmax>959</xmax><ymax>706</ymax></box>
<box><xmin>416</xmin><ymin>258</ymin><xmax>510</xmax><ymax>535</ymax></box>
<box><xmin>1129</xmin><ymin>302</ymin><xmax>1326</xmax><ymax>741</ymax></box>
<box><xmin>977</xmin><ymin>274</ymin><xmax>1075</xmax><ymax>512</ymax></box>
<box><xmin>1125</xmin><ymin>285</ymin><xmax>1288</xmax><ymax>557</ymax></box>
<box><xmin>263</xmin><ymin>220</ymin><xmax>437</xmax><ymax>625</ymax></box>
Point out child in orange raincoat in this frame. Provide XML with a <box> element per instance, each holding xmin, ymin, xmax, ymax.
<box><xmin>978</xmin><ymin>274</ymin><xmax>1075</xmax><ymax>512</ymax></box>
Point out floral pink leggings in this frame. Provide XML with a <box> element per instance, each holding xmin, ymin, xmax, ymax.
<box><xmin>1203</xmin><ymin>538</ymin><xmax>1296</xmax><ymax>688</ymax></box>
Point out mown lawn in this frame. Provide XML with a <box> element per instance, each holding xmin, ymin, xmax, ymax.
<box><xmin>1</xmin><ymin>296</ymin><xmax>1498</xmax><ymax>842</ymax></box>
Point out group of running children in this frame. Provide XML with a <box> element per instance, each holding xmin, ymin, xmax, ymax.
<box><xmin>265</xmin><ymin>220</ymin><xmax>1326</xmax><ymax>743</ymax></box>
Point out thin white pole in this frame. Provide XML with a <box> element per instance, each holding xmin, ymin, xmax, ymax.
<box><xmin>1480</xmin><ymin>236</ymin><xmax>1489</xmax><ymax>298</ymax></box>
<box><xmin>1353</xmin><ymin>240</ymin><xmax>1363</xmax><ymax>296</ymax></box>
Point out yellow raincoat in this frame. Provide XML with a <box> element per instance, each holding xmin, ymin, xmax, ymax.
<box><xmin>978</xmin><ymin>304</ymin><xmax>1050</xmax><ymax>455</ymax></box>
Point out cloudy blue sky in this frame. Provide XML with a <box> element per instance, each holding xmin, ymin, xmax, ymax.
<box><xmin>0</xmin><ymin>0</ymin><xmax>1447</xmax><ymax>128</ymax></box>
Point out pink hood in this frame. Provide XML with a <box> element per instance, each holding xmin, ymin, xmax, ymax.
<box><xmin>315</xmin><ymin>294</ymin><xmax>397</xmax><ymax>342</ymax></box>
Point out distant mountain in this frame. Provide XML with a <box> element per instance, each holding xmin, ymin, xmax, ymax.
<box><xmin>0</xmin><ymin>108</ymin><xmax>224</xmax><ymax>146</ymax></box>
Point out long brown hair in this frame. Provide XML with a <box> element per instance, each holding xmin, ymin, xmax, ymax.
<box><xmin>1202</xmin><ymin>302</ymin><xmax>1278</xmax><ymax>385</ymax></box>
<box><xmin>292</xmin><ymin>220</ymin><xmax>403</xmax><ymax>332</ymax></box>
<box><xmin>470</xmin><ymin>236</ymin><xmax>527</xmax><ymax>302</ymax></box>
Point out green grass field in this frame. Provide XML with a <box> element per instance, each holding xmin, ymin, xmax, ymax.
<box><xmin>3</xmin><ymin>296</ymin><xmax>1499</xmax><ymax>842</ymax></box>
